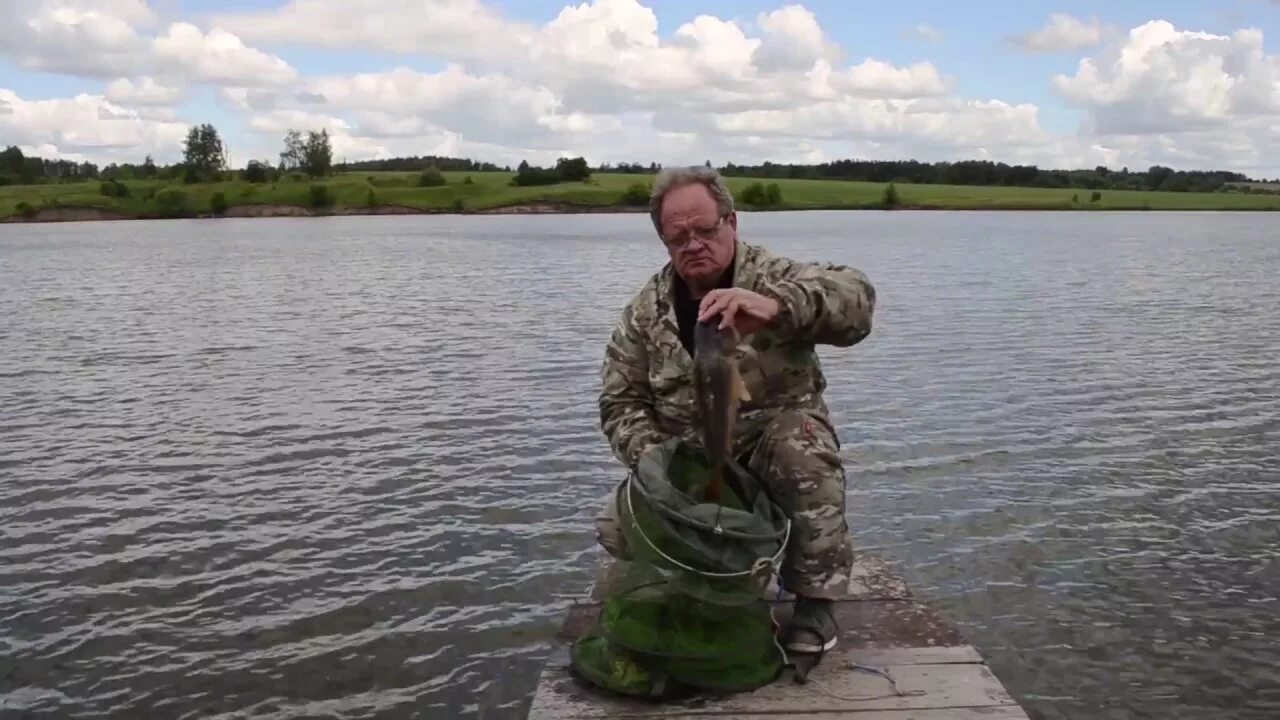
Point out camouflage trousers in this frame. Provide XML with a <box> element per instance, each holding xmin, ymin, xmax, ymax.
<box><xmin>595</xmin><ymin>408</ymin><xmax>854</xmax><ymax>600</ymax></box>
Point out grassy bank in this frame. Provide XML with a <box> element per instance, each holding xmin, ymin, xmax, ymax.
<box><xmin>3</xmin><ymin>170</ymin><xmax>1279</xmax><ymax>222</ymax></box>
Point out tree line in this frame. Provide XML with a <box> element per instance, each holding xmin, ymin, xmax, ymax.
<box><xmin>0</xmin><ymin>146</ymin><xmax>159</xmax><ymax>184</ymax></box>
<box><xmin>336</xmin><ymin>156</ymin><xmax>505</xmax><ymax>173</ymax></box>
<box><xmin>718</xmin><ymin>159</ymin><xmax>1271</xmax><ymax>194</ymax></box>
<box><xmin>3</xmin><ymin>120</ymin><xmax>1277</xmax><ymax>195</ymax></box>
<box><xmin>0</xmin><ymin>123</ymin><xmax>338</xmax><ymax>186</ymax></box>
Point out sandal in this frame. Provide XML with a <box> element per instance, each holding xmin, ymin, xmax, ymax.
<box><xmin>780</xmin><ymin>597</ymin><xmax>839</xmax><ymax>654</ymax></box>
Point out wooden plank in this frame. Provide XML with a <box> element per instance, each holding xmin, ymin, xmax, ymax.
<box><xmin>844</xmin><ymin>555</ymin><xmax>911</xmax><ymax>601</ymax></box>
<box><xmin>848</xmin><ymin>646</ymin><xmax>984</xmax><ymax>667</ymax></box>
<box><xmin>530</xmin><ymin>691</ymin><xmax>1031</xmax><ymax>720</ymax></box>
<box><xmin>812</xmin><ymin>599</ymin><xmax>970</xmax><ymax>649</ymax></box>
<box><xmin>671</xmin><ymin>709</ymin><xmax>1029</xmax><ymax>719</ymax></box>
<box><xmin>528</xmin><ymin>553</ymin><xmax>1030</xmax><ymax>720</ymax></box>
<box><xmin>529</xmin><ymin>695</ymin><xmax>1030</xmax><ymax>720</ymax></box>
<box><xmin>526</xmin><ymin>652</ymin><xmax>1022</xmax><ymax>719</ymax></box>
<box><xmin>715</xmin><ymin>709</ymin><xmax>1030</xmax><ymax>719</ymax></box>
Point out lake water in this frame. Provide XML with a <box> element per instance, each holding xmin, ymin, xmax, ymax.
<box><xmin>1</xmin><ymin>211</ymin><xmax>1277</xmax><ymax>720</ymax></box>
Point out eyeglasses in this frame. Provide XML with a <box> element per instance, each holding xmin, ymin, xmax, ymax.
<box><xmin>661</xmin><ymin>214</ymin><xmax>727</xmax><ymax>250</ymax></box>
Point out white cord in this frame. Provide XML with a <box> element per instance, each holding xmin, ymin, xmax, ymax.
<box><xmin>622</xmin><ymin>472</ymin><xmax>791</xmax><ymax>579</ymax></box>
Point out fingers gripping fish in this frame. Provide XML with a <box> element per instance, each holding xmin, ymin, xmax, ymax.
<box><xmin>692</xmin><ymin>317</ymin><xmax>751</xmax><ymax>504</ymax></box>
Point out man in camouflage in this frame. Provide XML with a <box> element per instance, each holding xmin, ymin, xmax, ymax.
<box><xmin>595</xmin><ymin>165</ymin><xmax>876</xmax><ymax>655</ymax></box>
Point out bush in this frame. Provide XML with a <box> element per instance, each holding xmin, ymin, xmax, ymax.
<box><xmin>366</xmin><ymin>188</ymin><xmax>377</xmax><ymax>208</ymax></box>
<box><xmin>309</xmin><ymin>183</ymin><xmax>334</xmax><ymax>208</ymax></box>
<box><xmin>764</xmin><ymin>183</ymin><xmax>782</xmax><ymax>206</ymax></box>
<box><xmin>554</xmin><ymin>156</ymin><xmax>591</xmax><ymax>182</ymax></box>
<box><xmin>450</xmin><ymin>197</ymin><xmax>466</xmax><ymax>213</ymax></box>
<box><xmin>15</xmin><ymin>201</ymin><xmax>36</xmax><ymax>219</ymax></box>
<box><xmin>419</xmin><ymin>167</ymin><xmax>446</xmax><ymax>186</ymax></box>
<box><xmin>154</xmin><ymin>187</ymin><xmax>188</xmax><ymax>217</ymax></box>
<box><xmin>100</xmin><ymin>179</ymin><xmax>129</xmax><ymax>198</ymax></box>
<box><xmin>244</xmin><ymin>161</ymin><xmax>270</xmax><ymax>183</ymax></box>
<box><xmin>621</xmin><ymin>182</ymin><xmax>651</xmax><ymax>206</ymax></box>
<box><xmin>739</xmin><ymin>181</ymin><xmax>766</xmax><ymax>206</ymax></box>
<box><xmin>210</xmin><ymin>191</ymin><xmax>228</xmax><ymax>215</ymax></box>
<box><xmin>883</xmin><ymin>183</ymin><xmax>900</xmax><ymax>208</ymax></box>
<box><xmin>1072</xmin><ymin>193</ymin><xmax>1079</xmax><ymax>203</ymax></box>
<box><xmin>463</xmin><ymin>175</ymin><xmax>474</xmax><ymax>185</ymax></box>
<box><xmin>1091</xmin><ymin>191</ymin><xmax>1102</xmax><ymax>203</ymax></box>
<box><xmin>737</xmin><ymin>181</ymin><xmax>782</xmax><ymax>207</ymax></box>
<box><xmin>511</xmin><ymin>165</ymin><xmax>561</xmax><ymax>186</ymax></box>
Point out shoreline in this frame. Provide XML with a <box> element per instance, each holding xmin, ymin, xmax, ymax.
<box><xmin>0</xmin><ymin>202</ymin><xmax>649</xmax><ymax>224</ymax></box>
<box><xmin>3</xmin><ymin>200</ymin><xmax>1277</xmax><ymax>224</ymax></box>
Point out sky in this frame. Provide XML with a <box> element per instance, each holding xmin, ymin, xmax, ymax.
<box><xmin>1</xmin><ymin>0</ymin><xmax>1278</xmax><ymax>177</ymax></box>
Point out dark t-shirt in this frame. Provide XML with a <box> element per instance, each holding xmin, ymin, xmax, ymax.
<box><xmin>672</xmin><ymin>257</ymin><xmax>735</xmax><ymax>357</ymax></box>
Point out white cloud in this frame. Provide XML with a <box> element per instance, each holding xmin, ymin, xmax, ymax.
<box><xmin>0</xmin><ymin>88</ymin><xmax>189</xmax><ymax>162</ymax></box>
<box><xmin>0</xmin><ymin>2</ymin><xmax>296</xmax><ymax>91</ymax></box>
<box><xmin>751</xmin><ymin>5</ymin><xmax>840</xmax><ymax>72</ymax></box>
<box><xmin>204</xmin><ymin>0</ymin><xmax>971</xmax><ymax>167</ymax></box>
<box><xmin>1050</xmin><ymin>20</ymin><xmax>1280</xmax><ymax>176</ymax></box>
<box><xmin>301</xmin><ymin>65</ymin><xmax>585</xmax><ymax>147</ymax></box>
<box><xmin>151</xmin><ymin>23</ymin><xmax>297</xmax><ymax>86</ymax></box>
<box><xmin>196</xmin><ymin>1</ymin><xmax>1077</xmax><ymax>170</ymax></box>
<box><xmin>105</xmin><ymin>76</ymin><xmax>181</xmax><ymax>105</ymax></box>
<box><xmin>655</xmin><ymin>96</ymin><xmax>1045</xmax><ymax>151</ymax></box>
<box><xmin>210</xmin><ymin>0</ymin><xmax>527</xmax><ymax>63</ymax></box>
<box><xmin>1054</xmin><ymin>21</ymin><xmax>1280</xmax><ymax>133</ymax></box>
<box><xmin>4</xmin><ymin>0</ymin><xmax>1278</xmax><ymax>177</ymax></box>
<box><xmin>212</xmin><ymin>0</ymin><xmax>946</xmax><ymax>112</ymax></box>
<box><xmin>837</xmin><ymin>59</ymin><xmax>950</xmax><ymax>98</ymax></box>
<box><xmin>1013</xmin><ymin>13</ymin><xmax>1109</xmax><ymax>52</ymax></box>
<box><xmin>0</xmin><ymin>0</ymin><xmax>153</xmax><ymax>77</ymax></box>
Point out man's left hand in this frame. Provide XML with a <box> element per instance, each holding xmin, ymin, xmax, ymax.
<box><xmin>697</xmin><ymin>288</ymin><xmax>780</xmax><ymax>336</ymax></box>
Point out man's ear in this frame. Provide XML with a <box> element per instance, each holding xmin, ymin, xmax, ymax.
<box><xmin>728</xmin><ymin>211</ymin><xmax>738</xmax><ymax>230</ymax></box>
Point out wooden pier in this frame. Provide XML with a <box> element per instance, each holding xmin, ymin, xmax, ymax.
<box><xmin>524</xmin><ymin>553</ymin><xmax>1032</xmax><ymax>719</ymax></box>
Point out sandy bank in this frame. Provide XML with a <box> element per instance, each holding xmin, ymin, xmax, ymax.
<box><xmin>1</xmin><ymin>206</ymin><xmax>136</xmax><ymax>223</ymax></box>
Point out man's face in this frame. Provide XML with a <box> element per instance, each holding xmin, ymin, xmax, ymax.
<box><xmin>658</xmin><ymin>183</ymin><xmax>737</xmax><ymax>290</ymax></box>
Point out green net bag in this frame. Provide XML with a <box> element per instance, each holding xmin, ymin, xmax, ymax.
<box><xmin>570</xmin><ymin>437</ymin><xmax>791</xmax><ymax>699</ymax></box>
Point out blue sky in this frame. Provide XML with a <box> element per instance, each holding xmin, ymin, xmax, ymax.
<box><xmin>3</xmin><ymin>0</ymin><xmax>1279</xmax><ymax>175</ymax></box>
<box><xmin>174</xmin><ymin>0</ymin><xmax>1280</xmax><ymax>135</ymax></box>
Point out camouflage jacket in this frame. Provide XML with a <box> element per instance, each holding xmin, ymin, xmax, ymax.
<box><xmin>598</xmin><ymin>239</ymin><xmax>876</xmax><ymax>468</ymax></box>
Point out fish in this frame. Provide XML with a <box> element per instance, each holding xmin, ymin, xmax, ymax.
<box><xmin>692</xmin><ymin>316</ymin><xmax>752</xmax><ymax>504</ymax></box>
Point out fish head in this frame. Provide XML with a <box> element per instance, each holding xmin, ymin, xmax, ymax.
<box><xmin>692</xmin><ymin>318</ymin><xmax>751</xmax><ymax>405</ymax></box>
<box><xmin>693</xmin><ymin>317</ymin><xmax>740</xmax><ymax>361</ymax></box>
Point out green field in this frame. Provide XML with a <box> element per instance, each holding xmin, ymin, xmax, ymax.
<box><xmin>3</xmin><ymin>170</ymin><xmax>1279</xmax><ymax>222</ymax></box>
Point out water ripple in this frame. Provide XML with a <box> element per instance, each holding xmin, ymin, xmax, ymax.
<box><xmin>2</xmin><ymin>213</ymin><xmax>1278</xmax><ymax>720</ymax></box>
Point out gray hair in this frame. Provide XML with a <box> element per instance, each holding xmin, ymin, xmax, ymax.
<box><xmin>648</xmin><ymin>165</ymin><xmax>735</xmax><ymax>236</ymax></box>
